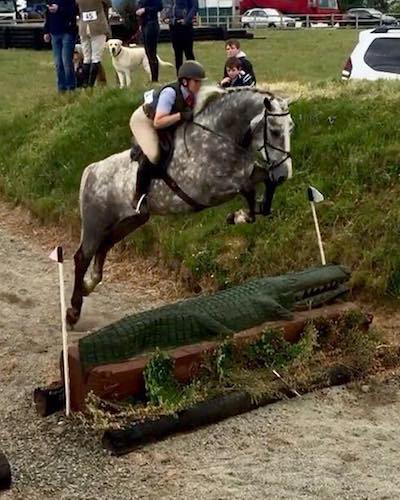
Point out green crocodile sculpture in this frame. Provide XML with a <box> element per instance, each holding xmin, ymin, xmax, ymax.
<box><xmin>79</xmin><ymin>264</ymin><xmax>350</xmax><ymax>371</ymax></box>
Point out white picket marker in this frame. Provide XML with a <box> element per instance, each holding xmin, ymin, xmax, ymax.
<box><xmin>49</xmin><ymin>246</ymin><xmax>71</xmax><ymax>416</ymax></box>
<box><xmin>308</xmin><ymin>186</ymin><xmax>326</xmax><ymax>266</ymax></box>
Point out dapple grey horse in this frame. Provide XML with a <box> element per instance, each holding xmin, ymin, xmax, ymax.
<box><xmin>66</xmin><ymin>88</ymin><xmax>294</xmax><ymax>326</ymax></box>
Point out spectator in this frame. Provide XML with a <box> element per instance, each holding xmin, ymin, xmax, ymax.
<box><xmin>162</xmin><ymin>0</ymin><xmax>198</xmax><ymax>74</ymax></box>
<box><xmin>220</xmin><ymin>57</ymin><xmax>255</xmax><ymax>88</ymax></box>
<box><xmin>76</xmin><ymin>0</ymin><xmax>111</xmax><ymax>87</ymax></box>
<box><xmin>223</xmin><ymin>38</ymin><xmax>256</xmax><ymax>84</ymax></box>
<box><xmin>43</xmin><ymin>0</ymin><xmax>78</xmax><ymax>92</ymax></box>
<box><xmin>136</xmin><ymin>0</ymin><xmax>163</xmax><ymax>82</ymax></box>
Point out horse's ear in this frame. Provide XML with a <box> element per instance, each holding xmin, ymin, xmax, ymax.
<box><xmin>264</xmin><ymin>97</ymin><xmax>273</xmax><ymax>111</ymax></box>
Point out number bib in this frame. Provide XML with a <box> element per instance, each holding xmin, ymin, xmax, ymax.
<box><xmin>82</xmin><ymin>10</ymin><xmax>97</xmax><ymax>21</ymax></box>
<box><xmin>144</xmin><ymin>89</ymin><xmax>154</xmax><ymax>104</ymax></box>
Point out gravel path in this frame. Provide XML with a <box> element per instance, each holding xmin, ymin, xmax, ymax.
<box><xmin>1</xmin><ymin>207</ymin><xmax>400</xmax><ymax>499</ymax></box>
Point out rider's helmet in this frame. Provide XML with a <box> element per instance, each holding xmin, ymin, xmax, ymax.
<box><xmin>178</xmin><ymin>61</ymin><xmax>206</xmax><ymax>81</ymax></box>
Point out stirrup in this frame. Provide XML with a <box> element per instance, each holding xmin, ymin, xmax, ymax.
<box><xmin>134</xmin><ymin>194</ymin><xmax>147</xmax><ymax>214</ymax></box>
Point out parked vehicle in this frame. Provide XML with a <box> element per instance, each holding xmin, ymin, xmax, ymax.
<box><xmin>239</xmin><ymin>0</ymin><xmax>340</xmax><ymax>16</ymax></box>
<box><xmin>241</xmin><ymin>8</ymin><xmax>296</xmax><ymax>27</ymax></box>
<box><xmin>342</xmin><ymin>8</ymin><xmax>398</xmax><ymax>27</ymax></box>
<box><xmin>0</xmin><ymin>0</ymin><xmax>17</xmax><ymax>21</ymax></box>
<box><xmin>342</xmin><ymin>26</ymin><xmax>400</xmax><ymax>80</ymax></box>
<box><xmin>19</xmin><ymin>0</ymin><xmax>47</xmax><ymax>19</ymax></box>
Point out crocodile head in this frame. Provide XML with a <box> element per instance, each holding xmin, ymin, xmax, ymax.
<box><xmin>270</xmin><ymin>264</ymin><xmax>351</xmax><ymax>310</ymax></box>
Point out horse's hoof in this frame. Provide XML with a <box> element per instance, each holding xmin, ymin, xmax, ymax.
<box><xmin>66</xmin><ymin>307</ymin><xmax>79</xmax><ymax>328</ymax></box>
<box><xmin>227</xmin><ymin>209</ymin><xmax>255</xmax><ymax>225</ymax></box>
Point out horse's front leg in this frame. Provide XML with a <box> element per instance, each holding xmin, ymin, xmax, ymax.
<box><xmin>258</xmin><ymin>176</ymin><xmax>278</xmax><ymax>216</ymax></box>
<box><xmin>226</xmin><ymin>189</ymin><xmax>256</xmax><ymax>225</ymax></box>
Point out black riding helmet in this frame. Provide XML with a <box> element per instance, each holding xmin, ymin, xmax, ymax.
<box><xmin>178</xmin><ymin>61</ymin><xmax>206</xmax><ymax>81</ymax></box>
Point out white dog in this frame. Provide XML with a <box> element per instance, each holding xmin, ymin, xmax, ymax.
<box><xmin>107</xmin><ymin>39</ymin><xmax>174</xmax><ymax>88</ymax></box>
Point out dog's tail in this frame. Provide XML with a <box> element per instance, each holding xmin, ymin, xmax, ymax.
<box><xmin>156</xmin><ymin>56</ymin><xmax>174</xmax><ymax>68</ymax></box>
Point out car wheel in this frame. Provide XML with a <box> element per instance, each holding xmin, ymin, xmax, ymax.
<box><xmin>268</xmin><ymin>23</ymin><xmax>276</xmax><ymax>28</ymax></box>
<box><xmin>242</xmin><ymin>22</ymin><xmax>249</xmax><ymax>28</ymax></box>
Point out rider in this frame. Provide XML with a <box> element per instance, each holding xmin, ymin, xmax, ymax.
<box><xmin>129</xmin><ymin>60</ymin><xmax>206</xmax><ymax>213</ymax></box>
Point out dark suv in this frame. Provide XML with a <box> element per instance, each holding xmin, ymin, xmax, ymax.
<box><xmin>343</xmin><ymin>8</ymin><xmax>398</xmax><ymax>27</ymax></box>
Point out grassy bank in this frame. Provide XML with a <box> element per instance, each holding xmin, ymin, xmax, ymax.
<box><xmin>1</xmin><ymin>31</ymin><xmax>400</xmax><ymax>300</ymax></box>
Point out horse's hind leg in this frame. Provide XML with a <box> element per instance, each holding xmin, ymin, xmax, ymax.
<box><xmin>82</xmin><ymin>237</ymin><xmax>112</xmax><ymax>296</ymax></box>
<box><xmin>83</xmin><ymin>213</ymin><xmax>150</xmax><ymax>296</ymax></box>
<box><xmin>66</xmin><ymin>245</ymin><xmax>93</xmax><ymax>327</ymax></box>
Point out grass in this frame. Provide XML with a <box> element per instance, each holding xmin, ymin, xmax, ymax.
<box><xmin>2</xmin><ymin>29</ymin><xmax>400</xmax><ymax>300</ymax></box>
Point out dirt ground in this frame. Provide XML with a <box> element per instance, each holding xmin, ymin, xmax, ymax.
<box><xmin>0</xmin><ymin>201</ymin><xmax>399</xmax><ymax>500</ymax></box>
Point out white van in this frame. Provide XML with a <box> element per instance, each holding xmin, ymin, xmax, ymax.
<box><xmin>0</xmin><ymin>0</ymin><xmax>17</xmax><ymax>21</ymax></box>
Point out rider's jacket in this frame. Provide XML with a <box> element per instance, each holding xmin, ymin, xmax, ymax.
<box><xmin>143</xmin><ymin>81</ymin><xmax>192</xmax><ymax>125</ymax></box>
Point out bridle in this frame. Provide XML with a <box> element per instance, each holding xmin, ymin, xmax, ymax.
<box><xmin>254</xmin><ymin>107</ymin><xmax>291</xmax><ymax>170</ymax></box>
<box><xmin>183</xmin><ymin>99</ymin><xmax>291</xmax><ymax>172</ymax></box>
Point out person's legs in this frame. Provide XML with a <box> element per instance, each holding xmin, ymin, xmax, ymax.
<box><xmin>88</xmin><ymin>34</ymin><xmax>106</xmax><ymax>87</ymax></box>
<box><xmin>51</xmin><ymin>33</ymin><xmax>66</xmax><ymax>91</ymax></box>
<box><xmin>61</xmin><ymin>32</ymin><xmax>76</xmax><ymax>90</ymax></box>
<box><xmin>182</xmin><ymin>24</ymin><xmax>195</xmax><ymax>61</ymax></box>
<box><xmin>81</xmin><ymin>38</ymin><xmax>92</xmax><ymax>87</ymax></box>
<box><xmin>129</xmin><ymin>106</ymin><xmax>160</xmax><ymax>211</ymax></box>
<box><xmin>169</xmin><ymin>24</ymin><xmax>184</xmax><ymax>74</ymax></box>
<box><xmin>143</xmin><ymin>21</ymin><xmax>159</xmax><ymax>82</ymax></box>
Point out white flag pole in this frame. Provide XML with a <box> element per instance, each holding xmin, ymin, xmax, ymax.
<box><xmin>50</xmin><ymin>246</ymin><xmax>71</xmax><ymax>416</ymax></box>
<box><xmin>308</xmin><ymin>186</ymin><xmax>326</xmax><ymax>266</ymax></box>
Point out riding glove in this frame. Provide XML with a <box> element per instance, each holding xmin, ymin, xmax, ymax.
<box><xmin>181</xmin><ymin>110</ymin><xmax>194</xmax><ymax>122</ymax></box>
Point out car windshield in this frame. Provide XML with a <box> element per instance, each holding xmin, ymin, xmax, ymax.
<box><xmin>264</xmin><ymin>9</ymin><xmax>280</xmax><ymax>15</ymax></box>
<box><xmin>0</xmin><ymin>0</ymin><xmax>15</xmax><ymax>12</ymax></box>
<box><xmin>319</xmin><ymin>0</ymin><xmax>338</xmax><ymax>9</ymax></box>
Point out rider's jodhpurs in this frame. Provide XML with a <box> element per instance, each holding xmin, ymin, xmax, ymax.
<box><xmin>129</xmin><ymin>106</ymin><xmax>160</xmax><ymax>164</ymax></box>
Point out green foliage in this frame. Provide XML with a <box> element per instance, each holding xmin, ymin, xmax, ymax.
<box><xmin>214</xmin><ymin>340</ymin><xmax>234</xmax><ymax>381</ymax></box>
<box><xmin>143</xmin><ymin>349</ymin><xmax>180</xmax><ymax>407</ymax></box>
<box><xmin>247</xmin><ymin>328</ymin><xmax>301</xmax><ymax>367</ymax></box>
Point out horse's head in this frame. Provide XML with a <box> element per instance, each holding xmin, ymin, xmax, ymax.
<box><xmin>247</xmin><ymin>94</ymin><xmax>294</xmax><ymax>183</ymax></box>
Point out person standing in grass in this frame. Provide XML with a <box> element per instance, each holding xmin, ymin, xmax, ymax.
<box><xmin>136</xmin><ymin>0</ymin><xmax>163</xmax><ymax>82</ymax></box>
<box><xmin>76</xmin><ymin>0</ymin><xmax>111</xmax><ymax>87</ymax></box>
<box><xmin>43</xmin><ymin>0</ymin><xmax>78</xmax><ymax>92</ymax></box>
<box><xmin>162</xmin><ymin>0</ymin><xmax>198</xmax><ymax>74</ymax></box>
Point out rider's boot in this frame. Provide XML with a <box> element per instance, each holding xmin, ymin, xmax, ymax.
<box><xmin>82</xmin><ymin>63</ymin><xmax>91</xmax><ymax>88</ymax></box>
<box><xmin>133</xmin><ymin>156</ymin><xmax>156</xmax><ymax>214</ymax></box>
<box><xmin>88</xmin><ymin>62</ymin><xmax>100</xmax><ymax>87</ymax></box>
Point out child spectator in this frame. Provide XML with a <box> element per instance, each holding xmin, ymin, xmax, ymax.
<box><xmin>220</xmin><ymin>57</ymin><xmax>255</xmax><ymax>88</ymax></box>
<box><xmin>223</xmin><ymin>38</ymin><xmax>256</xmax><ymax>84</ymax></box>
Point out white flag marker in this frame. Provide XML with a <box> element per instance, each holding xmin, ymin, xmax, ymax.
<box><xmin>308</xmin><ymin>186</ymin><xmax>326</xmax><ymax>266</ymax></box>
<box><xmin>49</xmin><ymin>246</ymin><xmax>71</xmax><ymax>416</ymax></box>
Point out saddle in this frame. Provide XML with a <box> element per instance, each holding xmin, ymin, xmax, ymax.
<box><xmin>130</xmin><ymin>129</ymin><xmax>206</xmax><ymax>211</ymax></box>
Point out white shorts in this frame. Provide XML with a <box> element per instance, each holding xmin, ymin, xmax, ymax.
<box><xmin>81</xmin><ymin>34</ymin><xmax>106</xmax><ymax>64</ymax></box>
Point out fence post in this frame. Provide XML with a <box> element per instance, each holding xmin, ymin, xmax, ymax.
<box><xmin>306</xmin><ymin>14</ymin><xmax>309</xmax><ymax>28</ymax></box>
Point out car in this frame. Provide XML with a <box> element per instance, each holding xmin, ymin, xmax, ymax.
<box><xmin>18</xmin><ymin>2</ymin><xmax>46</xmax><ymax>18</ymax></box>
<box><xmin>343</xmin><ymin>8</ymin><xmax>398</xmax><ymax>27</ymax></box>
<box><xmin>342</xmin><ymin>26</ymin><xmax>400</xmax><ymax>80</ymax></box>
<box><xmin>241</xmin><ymin>8</ymin><xmax>296</xmax><ymax>28</ymax></box>
<box><xmin>0</xmin><ymin>0</ymin><xmax>17</xmax><ymax>21</ymax></box>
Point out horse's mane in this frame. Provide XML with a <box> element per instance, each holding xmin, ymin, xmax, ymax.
<box><xmin>195</xmin><ymin>86</ymin><xmax>276</xmax><ymax>115</ymax></box>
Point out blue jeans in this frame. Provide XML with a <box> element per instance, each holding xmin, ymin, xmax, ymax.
<box><xmin>51</xmin><ymin>32</ymin><xmax>76</xmax><ymax>91</ymax></box>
